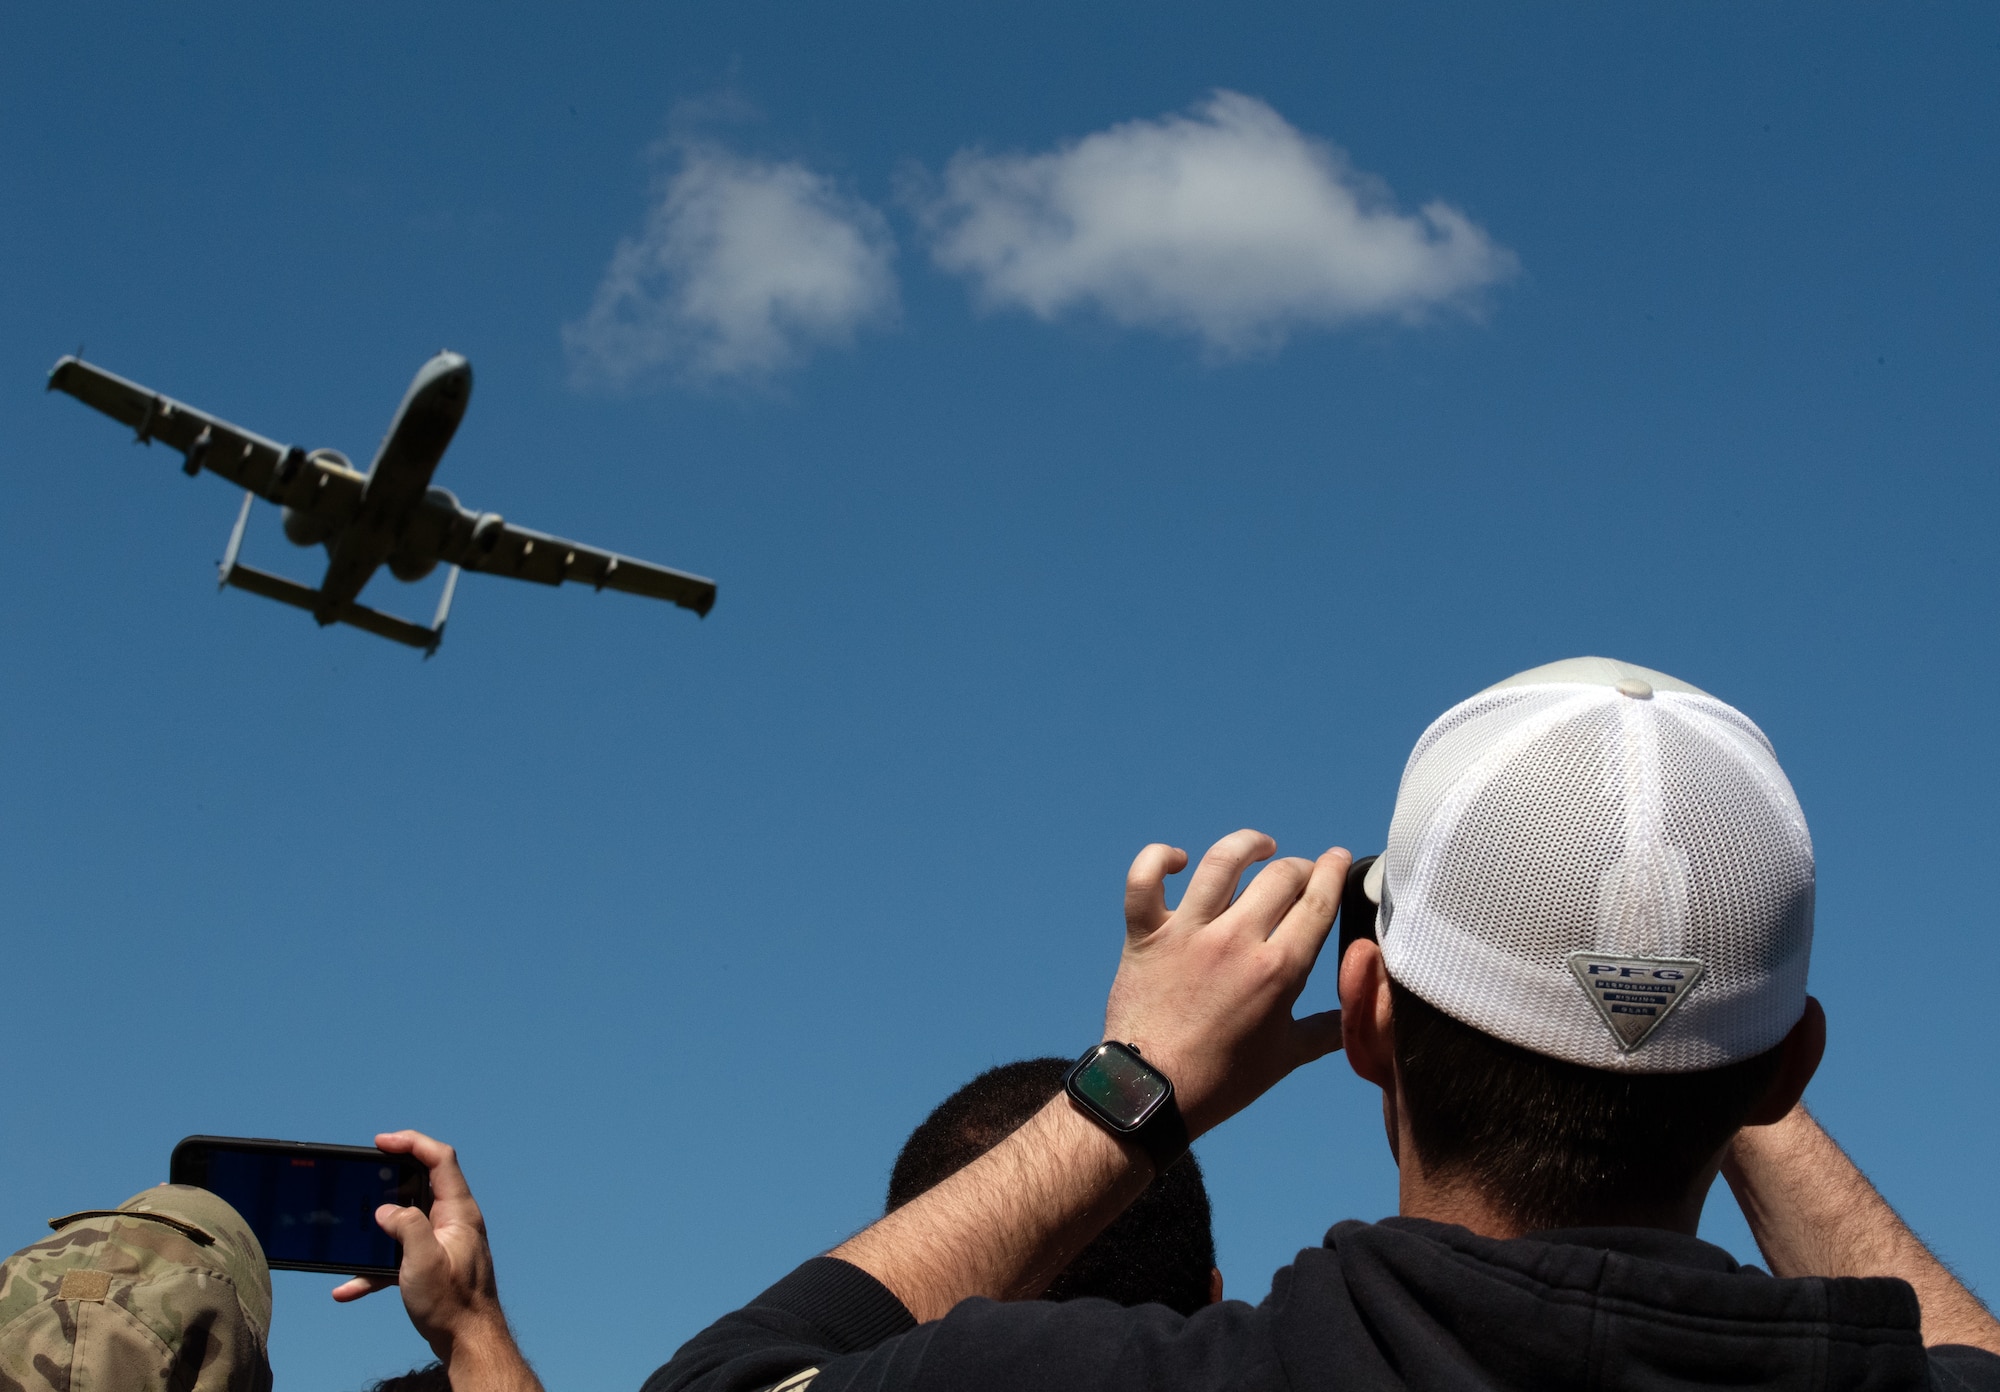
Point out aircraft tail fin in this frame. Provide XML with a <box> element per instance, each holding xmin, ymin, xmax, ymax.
<box><xmin>332</xmin><ymin>596</ymin><xmax>449</xmax><ymax>653</ymax></box>
<box><xmin>217</xmin><ymin>495</ymin><xmax>452</xmax><ymax>655</ymax></box>
<box><xmin>221</xmin><ymin>560</ymin><xmax>322</xmax><ymax>613</ymax></box>
<box><xmin>423</xmin><ymin>566</ymin><xmax>461</xmax><ymax>660</ymax></box>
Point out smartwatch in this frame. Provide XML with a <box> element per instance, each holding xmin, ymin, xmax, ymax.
<box><xmin>1063</xmin><ymin>1041</ymin><xmax>1189</xmax><ymax>1174</ymax></box>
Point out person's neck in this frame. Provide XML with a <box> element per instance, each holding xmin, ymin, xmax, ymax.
<box><xmin>1394</xmin><ymin>1155</ymin><xmax>1708</xmax><ymax>1240</ymax></box>
<box><xmin>1377</xmin><ymin>1074</ymin><xmax>1717</xmax><ymax>1240</ymax></box>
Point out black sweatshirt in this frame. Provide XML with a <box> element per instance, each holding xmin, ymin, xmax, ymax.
<box><xmin>643</xmin><ymin>1218</ymin><xmax>2000</xmax><ymax>1392</ymax></box>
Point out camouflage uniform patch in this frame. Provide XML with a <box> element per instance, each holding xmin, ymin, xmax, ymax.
<box><xmin>0</xmin><ymin>1184</ymin><xmax>273</xmax><ymax>1391</ymax></box>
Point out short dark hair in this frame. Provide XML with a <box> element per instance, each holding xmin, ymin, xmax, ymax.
<box><xmin>1390</xmin><ymin>978</ymin><xmax>1783</xmax><ymax>1231</ymax></box>
<box><xmin>362</xmin><ymin>1364</ymin><xmax>448</xmax><ymax>1392</ymax></box>
<box><xmin>888</xmin><ymin>1057</ymin><xmax>1216</xmax><ymax>1316</ymax></box>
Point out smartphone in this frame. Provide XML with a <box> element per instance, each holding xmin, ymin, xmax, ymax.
<box><xmin>1338</xmin><ymin>854</ymin><xmax>1382</xmax><ymax>965</ymax></box>
<box><xmin>169</xmin><ymin>1135</ymin><xmax>431</xmax><ymax>1276</ymax></box>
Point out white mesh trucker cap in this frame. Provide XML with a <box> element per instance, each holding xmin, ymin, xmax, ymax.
<box><xmin>1374</xmin><ymin>657</ymin><xmax>1814</xmax><ymax>1073</ymax></box>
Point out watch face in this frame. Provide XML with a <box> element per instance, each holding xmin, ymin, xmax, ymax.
<box><xmin>1070</xmin><ymin>1043</ymin><xmax>1169</xmax><ymax>1130</ymax></box>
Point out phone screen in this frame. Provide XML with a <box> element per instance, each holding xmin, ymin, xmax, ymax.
<box><xmin>171</xmin><ymin>1137</ymin><xmax>429</xmax><ymax>1274</ymax></box>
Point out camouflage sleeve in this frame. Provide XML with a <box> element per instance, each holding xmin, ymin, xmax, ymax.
<box><xmin>0</xmin><ymin>1185</ymin><xmax>274</xmax><ymax>1392</ymax></box>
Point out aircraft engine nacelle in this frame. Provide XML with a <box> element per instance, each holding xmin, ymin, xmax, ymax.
<box><xmin>280</xmin><ymin>449</ymin><xmax>355</xmax><ymax>547</ymax></box>
<box><xmin>389</xmin><ymin>552</ymin><xmax>439</xmax><ymax>582</ymax></box>
<box><xmin>470</xmin><ymin>512</ymin><xmax>505</xmax><ymax>555</ymax></box>
<box><xmin>384</xmin><ymin>487</ymin><xmax>462</xmax><ymax>581</ymax></box>
<box><xmin>282</xmin><ymin>505</ymin><xmax>333</xmax><ymax>548</ymax></box>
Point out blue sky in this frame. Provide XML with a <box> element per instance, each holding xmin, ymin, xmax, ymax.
<box><xmin>4</xmin><ymin>4</ymin><xmax>1998</xmax><ymax>1388</ymax></box>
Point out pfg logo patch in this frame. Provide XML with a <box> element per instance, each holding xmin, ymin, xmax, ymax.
<box><xmin>1568</xmin><ymin>954</ymin><xmax>1705</xmax><ymax>1051</ymax></box>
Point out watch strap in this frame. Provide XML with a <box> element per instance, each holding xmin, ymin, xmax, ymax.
<box><xmin>1133</xmin><ymin>1087</ymin><xmax>1189</xmax><ymax>1174</ymax></box>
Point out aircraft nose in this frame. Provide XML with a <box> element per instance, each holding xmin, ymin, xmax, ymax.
<box><xmin>424</xmin><ymin>351</ymin><xmax>473</xmax><ymax>400</ymax></box>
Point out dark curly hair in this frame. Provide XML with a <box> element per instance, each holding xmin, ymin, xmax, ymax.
<box><xmin>887</xmin><ymin>1057</ymin><xmax>1216</xmax><ymax>1316</ymax></box>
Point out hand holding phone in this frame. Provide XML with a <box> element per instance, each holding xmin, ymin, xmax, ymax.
<box><xmin>327</xmin><ymin>1131</ymin><xmax>517</xmax><ymax>1368</ymax></box>
<box><xmin>172</xmin><ymin>1128</ymin><xmax>538</xmax><ymax>1387</ymax></box>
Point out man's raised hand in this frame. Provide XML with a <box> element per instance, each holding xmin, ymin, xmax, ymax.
<box><xmin>826</xmin><ymin>831</ymin><xmax>1347</xmax><ymax>1319</ymax></box>
<box><xmin>1106</xmin><ymin>830</ymin><xmax>1351</xmax><ymax>1138</ymax></box>
<box><xmin>331</xmin><ymin>1131</ymin><xmax>542</xmax><ymax>1391</ymax></box>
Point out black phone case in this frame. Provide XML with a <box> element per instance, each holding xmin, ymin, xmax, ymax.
<box><xmin>170</xmin><ymin>1135</ymin><xmax>432</xmax><ymax>1276</ymax></box>
<box><xmin>1338</xmin><ymin>854</ymin><xmax>1381</xmax><ymax>966</ymax></box>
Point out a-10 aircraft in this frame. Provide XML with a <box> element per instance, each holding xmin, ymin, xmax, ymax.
<box><xmin>47</xmin><ymin>351</ymin><xmax>716</xmax><ymax>655</ymax></box>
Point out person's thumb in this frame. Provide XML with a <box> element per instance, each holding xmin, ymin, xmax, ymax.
<box><xmin>377</xmin><ymin>1204</ymin><xmax>447</xmax><ymax>1279</ymax></box>
<box><xmin>1293</xmin><ymin>1009</ymin><xmax>1345</xmax><ymax>1064</ymax></box>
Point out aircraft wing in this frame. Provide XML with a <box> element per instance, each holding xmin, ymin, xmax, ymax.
<box><xmin>439</xmin><ymin>517</ymin><xmax>717</xmax><ymax>617</ymax></box>
<box><xmin>46</xmin><ymin>356</ymin><xmax>366</xmax><ymax>527</ymax></box>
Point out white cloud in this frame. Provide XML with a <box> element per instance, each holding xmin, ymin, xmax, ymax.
<box><xmin>567</xmin><ymin>144</ymin><xmax>897</xmax><ymax>384</ymax></box>
<box><xmin>919</xmin><ymin>91</ymin><xmax>1517</xmax><ymax>353</ymax></box>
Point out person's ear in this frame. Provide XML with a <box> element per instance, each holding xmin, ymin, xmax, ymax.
<box><xmin>1207</xmin><ymin>1268</ymin><xmax>1224</xmax><ymax>1305</ymax></box>
<box><xmin>1745</xmin><ymin>995</ymin><xmax>1826</xmax><ymax>1126</ymax></box>
<box><xmin>1339</xmin><ymin>939</ymin><xmax>1396</xmax><ymax>1089</ymax></box>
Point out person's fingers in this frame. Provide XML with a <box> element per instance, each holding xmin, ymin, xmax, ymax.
<box><xmin>1176</xmin><ymin>830</ymin><xmax>1277</xmax><ymax>923</ymax></box>
<box><xmin>1224</xmin><ymin>856</ymin><xmax>1318</xmax><ymax>935</ymax></box>
<box><xmin>379</xmin><ymin>1130</ymin><xmax>474</xmax><ymax>1205</ymax></box>
<box><xmin>1292</xmin><ymin>1008</ymin><xmax>1346</xmax><ymax>1064</ymax></box>
<box><xmin>1269</xmin><ymin>849</ymin><xmax>1352</xmax><ymax>963</ymax></box>
<box><xmin>1124</xmin><ymin>843</ymin><xmax>1188</xmax><ymax>938</ymax></box>
<box><xmin>330</xmin><ymin>1274</ymin><xmax>396</xmax><ymax>1302</ymax></box>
